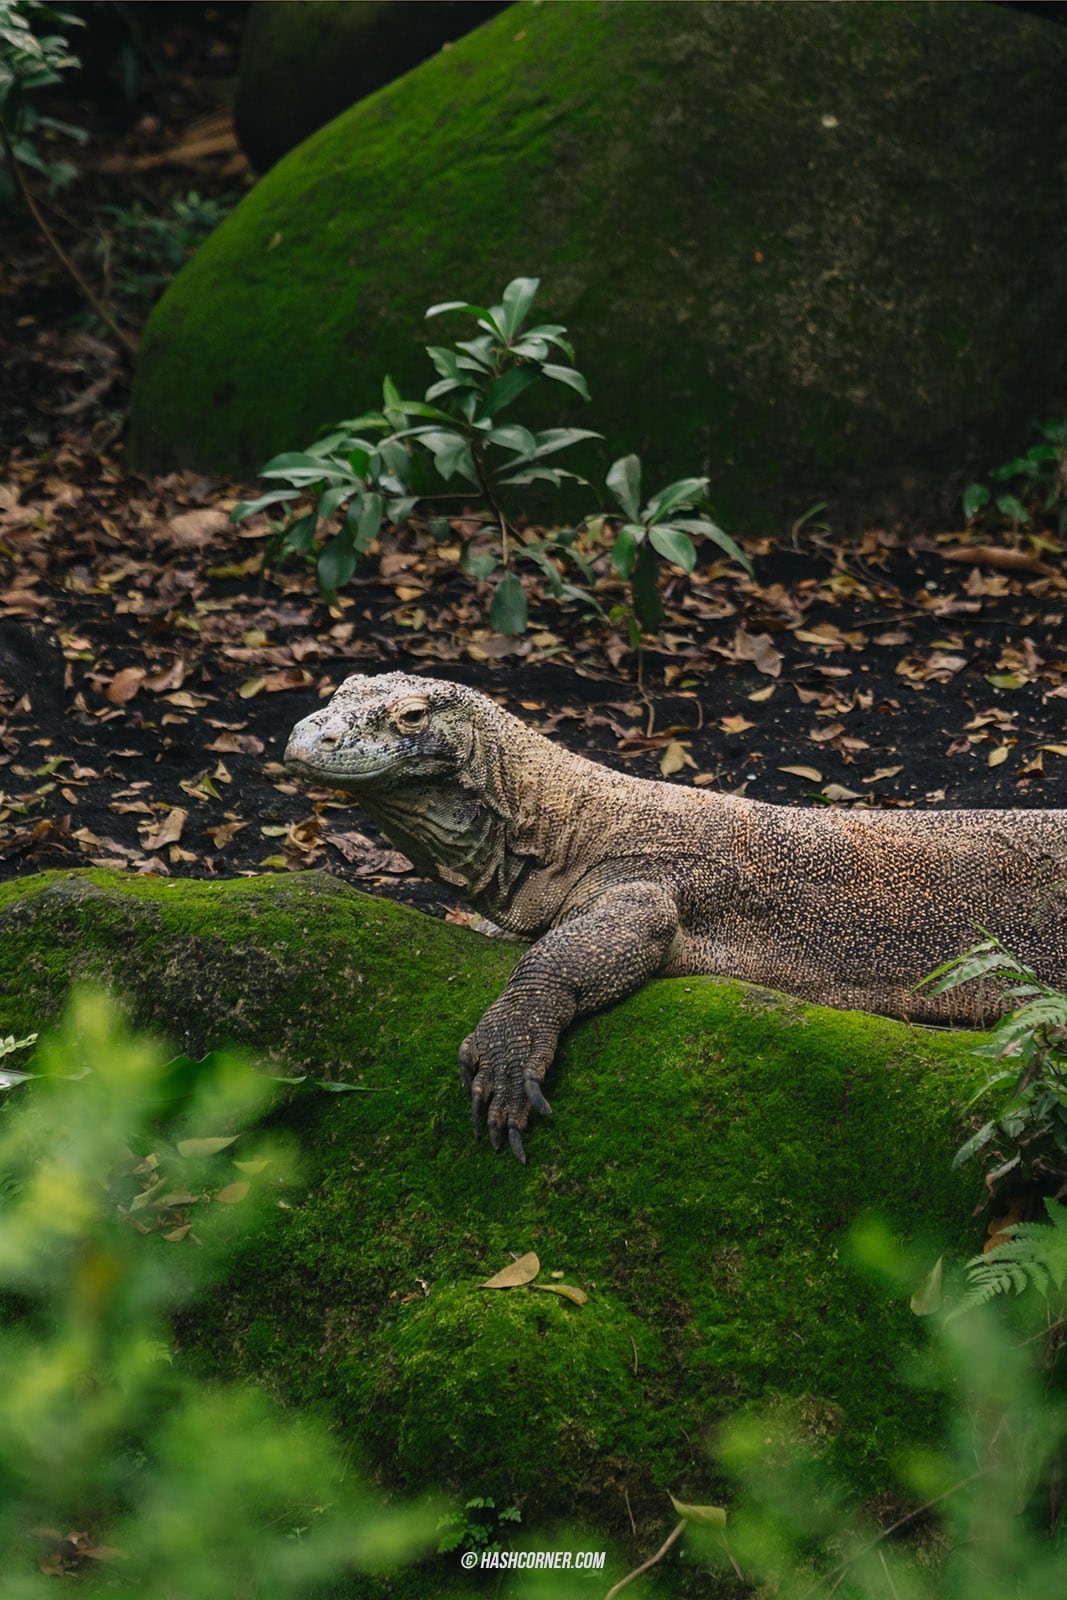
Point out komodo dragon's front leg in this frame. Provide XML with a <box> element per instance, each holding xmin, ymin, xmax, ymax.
<box><xmin>459</xmin><ymin>882</ymin><xmax>679</xmax><ymax>1163</ymax></box>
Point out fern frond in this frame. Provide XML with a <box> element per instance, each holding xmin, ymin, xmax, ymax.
<box><xmin>949</xmin><ymin>1200</ymin><xmax>1067</xmax><ymax>1316</ymax></box>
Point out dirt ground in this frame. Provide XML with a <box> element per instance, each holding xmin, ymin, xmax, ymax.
<box><xmin>4</xmin><ymin>3</ymin><xmax>1067</xmax><ymax>921</ymax></box>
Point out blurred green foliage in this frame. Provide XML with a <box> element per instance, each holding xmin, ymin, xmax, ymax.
<box><xmin>0</xmin><ymin>0</ymin><xmax>85</xmax><ymax>205</ymax></box>
<box><xmin>0</xmin><ymin>991</ymin><xmax>433</xmax><ymax>1597</ymax></box>
<box><xmin>625</xmin><ymin>1225</ymin><xmax>1067</xmax><ymax>1599</ymax></box>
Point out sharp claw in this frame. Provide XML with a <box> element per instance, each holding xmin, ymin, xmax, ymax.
<box><xmin>489</xmin><ymin>1122</ymin><xmax>506</xmax><ymax>1153</ymax></box>
<box><xmin>524</xmin><ymin>1076</ymin><xmax>552</xmax><ymax>1117</ymax></box>
<box><xmin>459</xmin><ymin>1059</ymin><xmax>474</xmax><ymax>1094</ymax></box>
<box><xmin>508</xmin><ymin>1126</ymin><xmax>527</xmax><ymax>1165</ymax></box>
<box><xmin>471</xmin><ymin>1092</ymin><xmax>485</xmax><ymax>1137</ymax></box>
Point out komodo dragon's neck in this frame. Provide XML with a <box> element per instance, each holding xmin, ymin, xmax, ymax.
<box><xmin>354</xmin><ymin>702</ymin><xmax>613</xmax><ymax>925</ymax></box>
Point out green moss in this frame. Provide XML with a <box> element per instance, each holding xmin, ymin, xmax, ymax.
<box><xmin>1</xmin><ymin>869</ymin><xmax>990</xmax><ymax>1561</ymax></box>
<box><xmin>131</xmin><ymin>0</ymin><xmax>1067</xmax><ymax>529</ymax></box>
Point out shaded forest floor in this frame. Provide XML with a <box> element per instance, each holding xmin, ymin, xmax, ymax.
<box><xmin>3</xmin><ymin>3</ymin><xmax>1067</xmax><ymax>918</ymax></box>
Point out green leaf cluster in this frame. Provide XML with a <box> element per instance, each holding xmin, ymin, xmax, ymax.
<box><xmin>0</xmin><ymin>0</ymin><xmax>85</xmax><ymax>202</ymax></box>
<box><xmin>232</xmin><ymin>410</ymin><xmax>417</xmax><ymax>607</ymax></box>
<box><xmin>234</xmin><ymin>277</ymin><xmax>752</xmax><ymax>642</ymax></box>
<box><xmin>435</xmin><ymin>1496</ymin><xmax>521</xmax><ymax>1558</ymax></box>
<box><xmin>921</xmin><ymin>933</ymin><xmax>1067</xmax><ymax>1196</ymax></box>
<box><xmin>963</xmin><ymin>415</ymin><xmax>1067</xmax><ymax>536</ymax></box>
<box><xmin>604</xmin><ymin>452</ymin><xmax>752</xmax><ymax>638</ymax></box>
<box><xmin>86</xmin><ymin>191</ymin><xmax>237</xmax><ymax>314</ymax></box>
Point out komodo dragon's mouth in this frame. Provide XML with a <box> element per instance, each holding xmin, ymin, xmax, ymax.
<box><xmin>283</xmin><ymin>726</ymin><xmax>396</xmax><ymax>786</ymax></box>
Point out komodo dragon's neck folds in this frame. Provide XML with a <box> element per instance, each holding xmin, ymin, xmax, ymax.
<box><xmin>286</xmin><ymin>671</ymin><xmax>1067</xmax><ymax>1163</ymax></box>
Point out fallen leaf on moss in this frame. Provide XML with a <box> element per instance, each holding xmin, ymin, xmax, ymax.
<box><xmin>215</xmin><ymin>1181</ymin><xmax>250</xmax><ymax>1204</ymax></box>
<box><xmin>176</xmin><ymin>1136</ymin><xmax>238</xmax><ymax>1158</ymax></box>
<box><xmin>668</xmin><ymin>1493</ymin><xmax>727</xmax><ymax>1529</ymax></box>
<box><xmin>481</xmin><ymin>1252</ymin><xmax>540</xmax><ymax>1289</ymax></box>
<box><xmin>909</xmin><ymin>1256</ymin><xmax>943</xmax><ymax>1316</ymax></box>
<box><xmin>531</xmin><ymin>1282</ymin><xmax>587</xmax><ymax>1306</ymax></box>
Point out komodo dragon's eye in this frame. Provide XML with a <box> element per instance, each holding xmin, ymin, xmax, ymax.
<box><xmin>391</xmin><ymin>699</ymin><xmax>428</xmax><ymax>732</ymax></box>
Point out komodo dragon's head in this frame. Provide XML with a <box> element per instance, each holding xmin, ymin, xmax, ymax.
<box><xmin>284</xmin><ymin>672</ymin><xmax>484</xmax><ymax>790</ymax></box>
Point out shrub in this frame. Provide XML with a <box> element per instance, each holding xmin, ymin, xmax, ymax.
<box><xmin>233</xmin><ymin>278</ymin><xmax>752</xmax><ymax>638</ymax></box>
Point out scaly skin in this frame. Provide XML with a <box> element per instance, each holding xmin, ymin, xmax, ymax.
<box><xmin>286</xmin><ymin>672</ymin><xmax>1067</xmax><ymax>1162</ymax></box>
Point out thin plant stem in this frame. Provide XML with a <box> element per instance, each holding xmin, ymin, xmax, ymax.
<box><xmin>603</xmin><ymin>1518</ymin><xmax>685</xmax><ymax>1600</ymax></box>
<box><xmin>0</xmin><ymin>120</ymin><xmax>137</xmax><ymax>360</ymax></box>
<box><xmin>799</xmin><ymin>1468</ymin><xmax>991</xmax><ymax>1599</ymax></box>
<box><xmin>637</xmin><ymin>644</ymin><xmax>657</xmax><ymax>738</ymax></box>
<box><xmin>472</xmin><ymin>440</ymin><xmax>511</xmax><ymax>569</ymax></box>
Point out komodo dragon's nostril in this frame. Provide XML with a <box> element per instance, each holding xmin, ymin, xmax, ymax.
<box><xmin>318</xmin><ymin>734</ymin><xmax>339</xmax><ymax>750</ymax></box>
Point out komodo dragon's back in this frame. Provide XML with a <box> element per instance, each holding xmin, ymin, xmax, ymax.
<box><xmin>285</xmin><ymin>672</ymin><xmax>1067</xmax><ymax>1162</ymax></box>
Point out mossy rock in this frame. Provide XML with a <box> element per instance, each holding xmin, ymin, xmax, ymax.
<box><xmin>234</xmin><ymin>0</ymin><xmax>509</xmax><ymax>173</ymax></box>
<box><xmin>0</xmin><ymin>869</ymin><xmax>990</xmax><ymax>1575</ymax></box>
<box><xmin>131</xmin><ymin>0</ymin><xmax>1067</xmax><ymax>531</ymax></box>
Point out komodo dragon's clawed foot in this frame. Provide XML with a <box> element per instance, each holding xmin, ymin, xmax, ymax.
<box><xmin>458</xmin><ymin>1013</ymin><xmax>556</xmax><ymax>1165</ymax></box>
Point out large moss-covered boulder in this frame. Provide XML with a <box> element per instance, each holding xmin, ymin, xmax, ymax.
<box><xmin>131</xmin><ymin>0</ymin><xmax>1067</xmax><ymax>531</ymax></box>
<box><xmin>234</xmin><ymin>0</ymin><xmax>508</xmax><ymax>173</ymax></box>
<box><xmin>0</xmin><ymin>869</ymin><xmax>988</xmax><ymax>1574</ymax></box>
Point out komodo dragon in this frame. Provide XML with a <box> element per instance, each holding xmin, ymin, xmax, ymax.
<box><xmin>285</xmin><ymin>671</ymin><xmax>1067</xmax><ymax>1162</ymax></box>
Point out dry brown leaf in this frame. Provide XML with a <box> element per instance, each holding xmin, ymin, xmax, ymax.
<box><xmin>988</xmin><ymin>746</ymin><xmax>1010</xmax><ymax>768</ymax></box>
<box><xmin>204</xmin><ymin>731</ymin><xmax>265</xmax><ymax>755</ymax></box>
<box><xmin>925</xmin><ymin>651</ymin><xmax>968</xmax><ymax>679</ymax></box>
<box><xmin>207</xmin><ymin>821</ymin><xmax>247</xmax><ymax>850</ymax></box>
<box><xmin>734</xmin><ymin>628</ymin><xmax>783</xmax><ymax>678</ymax></box>
<box><xmin>353</xmin><ymin>849</ymin><xmax>414</xmax><ymax>876</ymax></box>
<box><xmin>106</xmin><ymin>667</ymin><xmax>146</xmax><ymax>704</ymax></box>
<box><xmin>778</xmin><ymin>765</ymin><xmax>822</xmax><ymax>782</ymax></box>
<box><xmin>261</xmin><ymin>668</ymin><xmax>314</xmax><ymax>693</ymax></box>
<box><xmin>873</xmin><ymin>629</ymin><xmax>911</xmax><ymax>646</ymax></box>
<box><xmin>659</xmin><ymin>740</ymin><xmax>694</xmax><ymax>777</ymax></box>
<box><xmin>719</xmin><ymin>714</ymin><xmax>755</xmax><ymax>733</ymax></box>
<box><xmin>984</xmin><ymin>1196</ymin><xmax>1027</xmax><ymax>1252</ymax></box>
<box><xmin>794</xmin><ymin>625</ymin><xmax>845</xmax><ymax>649</ymax></box>
<box><xmin>481</xmin><ymin>1251</ymin><xmax>540</xmax><ymax>1289</ymax></box>
<box><xmin>144</xmin><ymin>660</ymin><xmax>186</xmax><ymax>693</ymax></box>
<box><xmin>160</xmin><ymin>508</ymin><xmax>230</xmax><ymax>549</ymax></box>
<box><xmin>938</xmin><ymin>544</ymin><xmax>1052</xmax><ymax>575</ymax></box>
<box><xmin>861</xmin><ymin>765</ymin><xmax>904</xmax><ymax>782</ymax></box>
<box><xmin>140</xmin><ymin>807</ymin><xmax>187</xmax><ymax>851</ymax></box>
